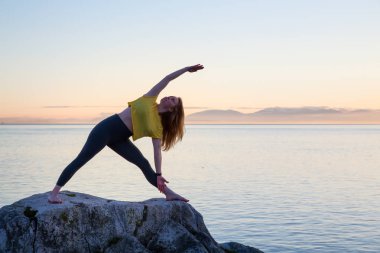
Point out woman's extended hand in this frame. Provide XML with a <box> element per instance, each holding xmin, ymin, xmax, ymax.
<box><xmin>157</xmin><ymin>175</ymin><xmax>169</xmax><ymax>193</ymax></box>
<box><xmin>188</xmin><ymin>64</ymin><xmax>204</xmax><ymax>73</ymax></box>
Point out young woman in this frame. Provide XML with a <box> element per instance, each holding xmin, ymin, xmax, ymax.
<box><xmin>48</xmin><ymin>64</ymin><xmax>204</xmax><ymax>204</ymax></box>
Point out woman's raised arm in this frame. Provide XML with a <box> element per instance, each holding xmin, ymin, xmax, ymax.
<box><xmin>145</xmin><ymin>64</ymin><xmax>204</xmax><ymax>97</ymax></box>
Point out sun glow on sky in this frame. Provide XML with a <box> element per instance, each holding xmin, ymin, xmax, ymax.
<box><xmin>1</xmin><ymin>1</ymin><xmax>379</xmax><ymax>123</ymax></box>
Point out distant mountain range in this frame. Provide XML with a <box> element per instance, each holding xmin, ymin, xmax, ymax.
<box><xmin>185</xmin><ymin>107</ymin><xmax>380</xmax><ymax>124</ymax></box>
<box><xmin>2</xmin><ymin>107</ymin><xmax>380</xmax><ymax>124</ymax></box>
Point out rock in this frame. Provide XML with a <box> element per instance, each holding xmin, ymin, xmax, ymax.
<box><xmin>0</xmin><ymin>191</ymin><xmax>263</xmax><ymax>253</ymax></box>
<box><xmin>220</xmin><ymin>242</ymin><xmax>264</xmax><ymax>253</ymax></box>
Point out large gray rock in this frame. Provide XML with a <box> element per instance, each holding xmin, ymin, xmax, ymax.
<box><xmin>0</xmin><ymin>191</ymin><xmax>263</xmax><ymax>253</ymax></box>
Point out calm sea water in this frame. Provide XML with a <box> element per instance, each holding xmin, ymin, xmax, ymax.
<box><xmin>1</xmin><ymin>124</ymin><xmax>380</xmax><ymax>252</ymax></box>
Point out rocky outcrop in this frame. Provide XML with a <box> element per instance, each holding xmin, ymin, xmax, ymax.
<box><xmin>0</xmin><ymin>191</ymin><xmax>263</xmax><ymax>253</ymax></box>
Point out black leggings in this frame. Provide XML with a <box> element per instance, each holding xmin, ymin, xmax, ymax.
<box><xmin>56</xmin><ymin>114</ymin><xmax>157</xmax><ymax>188</ymax></box>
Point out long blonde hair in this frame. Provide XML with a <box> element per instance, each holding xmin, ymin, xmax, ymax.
<box><xmin>159</xmin><ymin>97</ymin><xmax>185</xmax><ymax>151</ymax></box>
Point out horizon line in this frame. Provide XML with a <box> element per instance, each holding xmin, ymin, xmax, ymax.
<box><xmin>40</xmin><ymin>106</ymin><xmax>380</xmax><ymax>111</ymax></box>
<box><xmin>2</xmin><ymin>123</ymin><xmax>380</xmax><ymax>126</ymax></box>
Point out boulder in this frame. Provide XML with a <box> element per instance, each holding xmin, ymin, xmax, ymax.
<box><xmin>0</xmin><ymin>191</ymin><xmax>263</xmax><ymax>253</ymax></box>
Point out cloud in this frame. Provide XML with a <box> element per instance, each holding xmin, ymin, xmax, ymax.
<box><xmin>184</xmin><ymin>106</ymin><xmax>209</xmax><ymax>109</ymax></box>
<box><xmin>43</xmin><ymin>106</ymin><xmax>122</xmax><ymax>109</ymax></box>
<box><xmin>0</xmin><ymin>116</ymin><xmax>97</xmax><ymax>124</ymax></box>
<box><xmin>43</xmin><ymin>105</ymin><xmax>210</xmax><ymax>110</ymax></box>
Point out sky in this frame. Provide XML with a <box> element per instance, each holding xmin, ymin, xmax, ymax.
<box><xmin>1</xmin><ymin>0</ymin><xmax>379</xmax><ymax>123</ymax></box>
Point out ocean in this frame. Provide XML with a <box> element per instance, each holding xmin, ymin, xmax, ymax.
<box><xmin>1</xmin><ymin>124</ymin><xmax>379</xmax><ymax>252</ymax></box>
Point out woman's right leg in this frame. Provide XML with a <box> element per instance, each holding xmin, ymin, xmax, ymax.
<box><xmin>56</xmin><ymin>129</ymin><xmax>108</xmax><ymax>187</ymax></box>
<box><xmin>48</xmin><ymin>125</ymin><xmax>109</xmax><ymax>203</ymax></box>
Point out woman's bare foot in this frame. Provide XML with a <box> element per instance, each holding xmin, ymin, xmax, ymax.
<box><xmin>164</xmin><ymin>187</ymin><xmax>189</xmax><ymax>202</ymax></box>
<box><xmin>48</xmin><ymin>194</ymin><xmax>63</xmax><ymax>204</ymax></box>
<box><xmin>48</xmin><ymin>185</ymin><xmax>63</xmax><ymax>204</ymax></box>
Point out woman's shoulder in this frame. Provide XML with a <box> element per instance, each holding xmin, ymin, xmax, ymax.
<box><xmin>129</xmin><ymin>95</ymin><xmax>158</xmax><ymax>108</ymax></box>
<box><xmin>142</xmin><ymin>94</ymin><xmax>158</xmax><ymax>99</ymax></box>
<box><xmin>129</xmin><ymin>95</ymin><xmax>156</xmax><ymax>103</ymax></box>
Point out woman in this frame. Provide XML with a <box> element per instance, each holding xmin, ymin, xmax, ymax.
<box><xmin>48</xmin><ymin>64</ymin><xmax>204</xmax><ymax>204</ymax></box>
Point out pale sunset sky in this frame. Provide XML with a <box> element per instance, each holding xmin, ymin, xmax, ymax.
<box><xmin>1</xmin><ymin>1</ymin><xmax>379</xmax><ymax>123</ymax></box>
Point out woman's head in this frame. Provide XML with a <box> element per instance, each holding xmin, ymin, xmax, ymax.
<box><xmin>159</xmin><ymin>96</ymin><xmax>185</xmax><ymax>151</ymax></box>
<box><xmin>159</xmin><ymin>96</ymin><xmax>179</xmax><ymax>112</ymax></box>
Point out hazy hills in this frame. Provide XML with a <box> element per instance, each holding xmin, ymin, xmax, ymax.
<box><xmin>185</xmin><ymin>107</ymin><xmax>380</xmax><ymax>124</ymax></box>
<box><xmin>2</xmin><ymin>107</ymin><xmax>379</xmax><ymax>124</ymax></box>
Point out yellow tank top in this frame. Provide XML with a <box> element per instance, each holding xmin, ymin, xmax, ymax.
<box><xmin>128</xmin><ymin>95</ymin><xmax>163</xmax><ymax>141</ymax></box>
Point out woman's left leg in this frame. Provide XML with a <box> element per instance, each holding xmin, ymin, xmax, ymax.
<box><xmin>108</xmin><ymin>140</ymin><xmax>189</xmax><ymax>202</ymax></box>
<box><xmin>108</xmin><ymin>140</ymin><xmax>157</xmax><ymax>187</ymax></box>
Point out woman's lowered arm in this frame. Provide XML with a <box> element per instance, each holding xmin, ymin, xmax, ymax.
<box><xmin>145</xmin><ymin>64</ymin><xmax>204</xmax><ymax>97</ymax></box>
<box><xmin>152</xmin><ymin>138</ymin><xmax>169</xmax><ymax>193</ymax></box>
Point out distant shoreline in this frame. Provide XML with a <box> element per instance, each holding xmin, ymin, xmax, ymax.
<box><xmin>2</xmin><ymin>123</ymin><xmax>380</xmax><ymax>126</ymax></box>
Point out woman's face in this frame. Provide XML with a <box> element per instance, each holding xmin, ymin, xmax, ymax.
<box><xmin>161</xmin><ymin>96</ymin><xmax>179</xmax><ymax>111</ymax></box>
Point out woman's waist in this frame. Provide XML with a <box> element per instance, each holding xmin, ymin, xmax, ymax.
<box><xmin>117</xmin><ymin>110</ymin><xmax>133</xmax><ymax>133</ymax></box>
